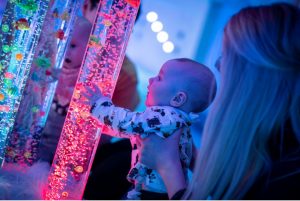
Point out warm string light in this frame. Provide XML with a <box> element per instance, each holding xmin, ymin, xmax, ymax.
<box><xmin>0</xmin><ymin>0</ymin><xmax>50</xmax><ymax>164</ymax></box>
<box><xmin>3</xmin><ymin>0</ymin><xmax>82</xmax><ymax>167</ymax></box>
<box><xmin>146</xmin><ymin>10</ymin><xmax>175</xmax><ymax>53</ymax></box>
<box><xmin>45</xmin><ymin>0</ymin><xmax>140</xmax><ymax>199</ymax></box>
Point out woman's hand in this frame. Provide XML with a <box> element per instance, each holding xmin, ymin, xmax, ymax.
<box><xmin>139</xmin><ymin>129</ymin><xmax>187</xmax><ymax>198</ymax></box>
<box><xmin>139</xmin><ymin>129</ymin><xmax>181</xmax><ymax>170</ymax></box>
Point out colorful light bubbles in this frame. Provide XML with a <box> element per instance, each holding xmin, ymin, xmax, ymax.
<box><xmin>45</xmin><ymin>0</ymin><xmax>140</xmax><ymax>199</ymax></box>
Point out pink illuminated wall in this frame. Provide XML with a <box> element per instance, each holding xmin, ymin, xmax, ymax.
<box><xmin>45</xmin><ymin>0</ymin><xmax>140</xmax><ymax>199</ymax></box>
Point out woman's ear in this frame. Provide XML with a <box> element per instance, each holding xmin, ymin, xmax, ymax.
<box><xmin>170</xmin><ymin>92</ymin><xmax>187</xmax><ymax>107</ymax></box>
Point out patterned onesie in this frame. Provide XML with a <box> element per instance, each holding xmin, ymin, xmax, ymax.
<box><xmin>91</xmin><ymin>97</ymin><xmax>193</xmax><ymax>199</ymax></box>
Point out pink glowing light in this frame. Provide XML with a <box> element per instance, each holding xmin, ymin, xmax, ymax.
<box><xmin>45</xmin><ymin>0</ymin><xmax>140</xmax><ymax>199</ymax></box>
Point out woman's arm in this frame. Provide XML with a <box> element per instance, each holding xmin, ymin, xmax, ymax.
<box><xmin>139</xmin><ymin>129</ymin><xmax>187</xmax><ymax>199</ymax></box>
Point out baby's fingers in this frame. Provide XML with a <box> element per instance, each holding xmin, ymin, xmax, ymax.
<box><xmin>92</xmin><ymin>83</ymin><xmax>102</xmax><ymax>94</ymax></box>
<box><xmin>85</xmin><ymin>85</ymin><xmax>96</xmax><ymax>95</ymax></box>
<box><xmin>78</xmin><ymin>99</ymin><xmax>91</xmax><ymax>105</ymax></box>
<box><xmin>81</xmin><ymin>91</ymin><xmax>92</xmax><ymax>99</ymax></box>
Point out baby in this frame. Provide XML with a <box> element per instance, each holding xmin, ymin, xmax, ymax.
<box><xmin>83</xmin><ymin>58</ymin><xmax>217</xmax><ymax>199</ymax></box>
<box><xmin>39</xmin><ymin>17</ymin><xmax>92</xmax><ymax>163</ymax></box>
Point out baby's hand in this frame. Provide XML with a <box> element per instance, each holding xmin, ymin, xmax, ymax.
<box><xmin>81</xmin><ymin>83</ymin><xmax>104</xmax><ymax>106</ymax></box>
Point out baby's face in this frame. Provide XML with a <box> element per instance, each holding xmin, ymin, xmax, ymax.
<box><xmin>62</xmin><ymin>23</ymin><xmax>91</xmax><ymax>72</ymax></box>
<box><xmin>82</xmin><ymin>0</ymin><xmax>98</xmax><ymax>24</ymax></box>
<box><xmin>146</xmin><ymin>60</ymin><xmax>183</xmax><ymax>107</ymax></box>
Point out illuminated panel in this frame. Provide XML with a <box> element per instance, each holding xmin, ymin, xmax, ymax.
<box><xmin>45</xmin><ymin>0</ymin><xmax>140</xmax><ymax>199</ymax></box>
<box><xmin>0</xmin><ymin>0</ymin><xmax>49</xmax><ymax>164</ymax></box>
<box><xmin>4</xmin><ymin>0</ymin><xmax>82</xmax><ymax>166</ymax></box>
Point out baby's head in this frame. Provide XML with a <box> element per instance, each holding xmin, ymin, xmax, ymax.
<box><xmin>56</xmin><ymin>17</ymin><xmax>92</xmax><ymax>100</ymax></box>
<box><xmin>62</xmin><ymin>17</ymin><xmax>92</xmax><ymax>72</ymax></box>
<box><xmin>146</xmin><ymin>58</ymin><xmax>216</xmax><ymax>113</ymax></box>
<box><xmin>82</xmin><ymin>0</ymin><xmax>99</xmax><ymax>23</ymax></box>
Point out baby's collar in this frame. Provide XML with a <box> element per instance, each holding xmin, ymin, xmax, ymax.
<box><xmin>157</xmin><ymin>106</ymin><xmax>201</xmax><ymax>122</ymax></box>
<box><xmin>173</xmin><ymin>107</ymin><xmax>200</xmax><ymax>122</ymax></box>
<box><xmin>188</xmin><ymin>112</ymin><xmax>200</xmax><ymax>121</ymax></box>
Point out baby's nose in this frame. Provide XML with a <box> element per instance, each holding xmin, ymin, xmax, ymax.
<box><xmin>65</xmin><ymin>58</ymin><xmax>71</xmax><ymax>63</ymax></box>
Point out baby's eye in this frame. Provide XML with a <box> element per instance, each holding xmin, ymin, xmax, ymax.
<box><xmin>70</xmin><ymin>44</ymin><xmax>76</xmax><ymax>48</ymax></box>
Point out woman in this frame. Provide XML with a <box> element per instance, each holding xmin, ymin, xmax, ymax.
<box><xmin>140</xmin><ymin>3</ymin><xmax>300</xmax><ymax>199</ymax></box>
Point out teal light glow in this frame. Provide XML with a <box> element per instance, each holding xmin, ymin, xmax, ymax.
<box><xmin>0</xmin><ymin>0</ymin><xmax>50</xmax><ymax>164</ymax></box>
<box><xmin>3</xmin><ymin>0</ymin><xmax>82</xmax><ymax>167</ymax></box>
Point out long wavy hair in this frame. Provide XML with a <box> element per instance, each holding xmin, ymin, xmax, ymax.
<box><xmin>185</xmin><ymin>3</ymin><xmax>300</xmax><ymax>199</ymax></box>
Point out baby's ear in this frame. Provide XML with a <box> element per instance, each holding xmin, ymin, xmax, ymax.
<box><xmin>170</xmin><ymin>92</ymin><xmax>187</xmax><ymax>107</ymax></box>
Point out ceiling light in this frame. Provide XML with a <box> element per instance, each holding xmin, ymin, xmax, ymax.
<box><xmin>151</xmin><ymin>21</ymin><xmax>163</xmax><ymax>32</ymax></box>
<box><xmin>146</xmin><ymin>11</ymin><xmax>158</xmax><ymax>22</ymax></box>
<box><xmin>162</xmin><ymin>41</ymin><xmax>174</xmax><ymax>53</ymax></box>
<box><xmin>156</xmin><ymin>31</ymin><xmax>169</xmax><ymax>43</ymax></box>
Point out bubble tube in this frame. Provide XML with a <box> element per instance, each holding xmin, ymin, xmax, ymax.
<box><xmin>3</xmin><ymin>0</ymin><xmax>82</xmax><ymax>167</ymax></box>
<box><xmin>0</xmin><ymin>0</ymin><xmax>50</xmax><ymax>165</ymax></box>
<box><xmin>45</xmin><ymin>0</ymin><xmax>140</xmax><ymax>199</ymax></box>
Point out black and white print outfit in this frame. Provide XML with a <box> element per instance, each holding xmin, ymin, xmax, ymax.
<box><xmin>91</xmin><ymin>97</ymin><xmax>194</xmax><ymax>199</ymax></box>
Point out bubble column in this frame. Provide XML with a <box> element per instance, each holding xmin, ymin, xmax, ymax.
<box><xmin>0</xmin><ymin>0</ymin><xmax>50</xmax><ymax>165</ymax></box>
<box><xmin>45</xmin><ymin>0</ymin><xmax>140</xmax><ymax>199</ymax></box>
<box><xmin>4</xmin><ymin>0</ymin><xmax>82</xmax><ymax>166</ymax></box>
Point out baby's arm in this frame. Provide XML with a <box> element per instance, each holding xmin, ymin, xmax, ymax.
<box><xmin>90</xmin><ymin>97</ymin><xmax>142</xmax><ymax>138</ymax></box>
<box><xmin>82</xmin><ymin>84</ymin><xmax>187</xmax><ymax>138</ymax></box>
<box><xmin>92</xmin><ymin>101</ymin><xmax>186</xmax><ymax>139</ymax></box>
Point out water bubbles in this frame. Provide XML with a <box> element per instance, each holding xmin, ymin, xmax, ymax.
<box><xmin>1</xmin><ymin>25</ymin><xmax>9</xmax><ymax>32</ymax></box>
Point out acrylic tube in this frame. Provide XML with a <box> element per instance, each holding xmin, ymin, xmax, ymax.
<box><xmin>4</xmin><ymin>0</ymin><xmax>81</xmax><ymax>167</ymax></box>
<box><xmin>45</xmin><ymin>0</ymin><xmax>140</xmax><ymax>199</ymax></box>
<box><xmin>0</xmin><ymin>0</ymin><xmax>50</xmax><ymax>165</ymax></box>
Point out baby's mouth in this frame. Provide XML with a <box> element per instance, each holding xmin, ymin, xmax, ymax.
<box><xmin>63</xmin><ymin>65</ymin><xmax>81</xmax><ymax>70</ymax></box>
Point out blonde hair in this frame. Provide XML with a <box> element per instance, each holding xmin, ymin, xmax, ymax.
<box><xmin>185</xmin><ymin>3</ymin><xmax>300</xmax><ymax>199</ymax></box>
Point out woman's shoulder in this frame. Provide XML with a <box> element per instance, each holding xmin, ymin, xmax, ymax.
<box><xmin>245</xmin><ymin>149</ymin><xmax>300</xmax><ymax>199</ymax></box>
<box><xmin>265</xmin><ymin>150</ymin><xmax>300</xmax><ymax>199</ymax></box>
<box><xmin>260</xmin><ymin>119</ymin><xmax>300</xmax><ymax>198</ymax></box>
<box><xmin>170</xmin><ymin>188</ymin><xmax>186</xmax><ymax>200</ymax></box>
